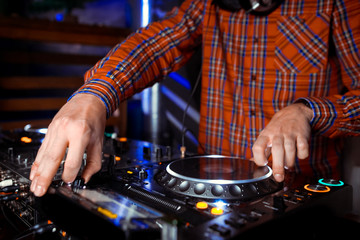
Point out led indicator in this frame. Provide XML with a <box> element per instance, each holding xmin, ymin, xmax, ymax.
<box><xmin>211</xmin><ymin>207</ymin><xmax>224</xmax><ymax>215</ymax></box>
<box><xmin>318</xmin><ymin>178</ymin><xmax>344</xmax><ymax>187</ymax></box>
<box><xmin>115</xmin><ymin>156</ymin><xmax>121</xmax><ymax>161</ymax></box>
<box><xmin>97</xmin><ymin>207</ymin><xmax>117</xmax><ymax>219</ymax></box>
<box><xmin>20</xmin><ymin>137</ymin><xmax>32</xmax><ymax>143</ymax></box>
<box><xmin>196</xmin><ymin>201</ymin><xmax>208</xmax><ymax>210</ymax></box>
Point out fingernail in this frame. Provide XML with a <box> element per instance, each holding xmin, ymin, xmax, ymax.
<box><xmin>275</xmin><ymin>174</ymin><xmax>284</xmax><ymax>182</ymax></box>
<box><xmin>263</xmin><ymin>160</ymin><xmax>268</xmax><ymax>166</ymax></box>
<box><xmin>34</xmin><ymin>184</ymin><xmax>45</xmax><ymax>197</ymax></box>
<box><xmin>29</xmin><ymin>170</ymin><xmax>35</xmax><ymax>181</ymax></box>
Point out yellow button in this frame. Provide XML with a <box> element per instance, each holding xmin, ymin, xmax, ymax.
<box><xmin>196</xmin><ymin>201</ymin><xmax>208</xmax><ymax>210</ymax></box>
<box><xmin>211</xmin><ymin>207</ymin><xmax>224</xmax><ymax>215</ymax></box>
<box><xmin>97</xmin><ymin>207</ymin><xmax>117</xmax><ymax>219</ymax></box>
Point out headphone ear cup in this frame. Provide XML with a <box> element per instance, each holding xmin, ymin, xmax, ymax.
<box><xmin>213</xmin><ymin>0</ymin><xmax>284</xmax><ymax>15</ymax></box>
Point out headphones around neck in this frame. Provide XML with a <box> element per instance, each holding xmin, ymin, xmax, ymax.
<box><xmin>213</xmin><ymin>0</ymin><xmax>284</xmax><ymax>16</ymax></box>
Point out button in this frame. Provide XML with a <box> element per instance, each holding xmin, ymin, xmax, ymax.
<box><xmin>229</xmin><ymin>185</ymin><xmax>241</xmax><ymax>196</ymax></box>
<box><xmin>196</xmin><ymin>201</ymin><xmax>208</xmax><ymax>210</ymax></box>
<box><xmin>250</xmin><ymin>110</ymin><xmax>256</xmax><ymax>116</ymax></box>
<box><xmin>211</xmin><ymin>185</ymin><xmax>224</xmax><ymax>196</ymax></box>
<box><xmin>318</xmin><ymin>178</ymin><xmax>344</xmax><ymax>187</ymax></box>
<box><xmin>179</xmin><ymin>181</ymin><xmax>190</xmax><ymax>192</ymax></box>
<box><xmin>194</xmin><ymin>183</ymin><xmax>206</xmax><ymax>194</ymax></box>
<box><xmin>155</xmin><ymin>147</ymin><xmax>163</xmax><ymax>158</ymax></box>
<box><xmin>224</xmin><ymin>217</ymin><xmax>246</xmax><ymax>228</ymax></box>
<box><xmin>211</xmin><ymin>207</ymin><xmax>224</xmax><ymax>215</ymax></box>
<box><xmin>251</xmin><ymin>74</ymin><xmax>256</xmax><ymax>81</ymax></box>
<box><xmin>167</xmin><ymin>178</ymin><xmax>177</xmax><ymax>188</ymax></box>
<box><xmin>20</xmin><ymin>136</ymin><xmax>32</xmax><ymax>143</ymax></box>
<box><xmin>209</xmin><ymin>224</ymin><xmax>230</xmax><ymax>236</ymax></box>
<box><xmin>254</xmin><ymin>37</ymin><xmax>258</xmax><ymax>43</ymax></box>
<box><xmin>304</xmin><ymin>184</ymin><xmax>330</xmax><ymax>193</ymax></box>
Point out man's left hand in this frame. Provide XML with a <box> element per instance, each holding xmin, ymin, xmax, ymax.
<box><xmin>252</xmin><ymin>103</ymin><xmax>314</xmax><ymax>182</ymax></box>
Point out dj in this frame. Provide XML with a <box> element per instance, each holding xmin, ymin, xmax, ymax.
<box><xmin>29</xmin><ymin>0</ymin><xmax>360</xmax><ymax>197</ymax></box>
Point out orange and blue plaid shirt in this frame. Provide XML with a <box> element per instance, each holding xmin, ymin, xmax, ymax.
<box><xmin>73</xmin><ymin>0</ymin><xmax>360</xmax><ymax>178</ymax></box>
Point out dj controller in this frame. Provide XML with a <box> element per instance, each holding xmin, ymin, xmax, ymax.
<box><xmin>0</xmin><ymin>127</ymin><xmax>357</xmax><ymax>239</ymax></box>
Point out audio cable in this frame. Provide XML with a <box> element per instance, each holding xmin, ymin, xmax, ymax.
<box><xmin>180</xmin><ymin>67</ymin><xmax>203</xmax><ymax>158</ymax></box>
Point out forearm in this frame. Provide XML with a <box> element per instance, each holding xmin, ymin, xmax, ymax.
<box><xmin>72</xmin><ymin>0</ymin><xmax>203</xmax><ymax>118</ymax></box>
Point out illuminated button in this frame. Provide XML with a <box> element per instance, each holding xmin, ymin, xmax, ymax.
<box><xmin>115</xmin><ymin>156</ymin><xmax>121</xmax><ymax>161</ymax></box>
<box><xmin>304</xmin><ymin>184</ymin><xmax>330</xmax><ymax>193</ymax></box>
<box><xmin>119</xmin><ymin>137</ymin><xmax>127</xmax><ymax>142</ymax></box>
<box><xmin>196</xmin><ymin>201</ymin><xmax>208</xmax><ymax>210</ymax></box>
<box><xmin>20</xmin><ymin>136</ymin><xmax>32</xmax><ymax>143</ymax></box>
<box><xmin>318</xmin><ymin>178</ymin><xmax>344</xmax><ymax>187</ymax></box>
<box><xmin>97</xmin><ymin>207</ymin><xmax>117</xmax><ymax>219</ymax></box>
<box><xmin>211</xmin><ymin>207</ymin><xmax>224</xmax><ymax>215</ymax></box>
<box><xmin>127</xmin><ymin>170</ymin><xmax>133</xmax><ymax>174</ymax></box>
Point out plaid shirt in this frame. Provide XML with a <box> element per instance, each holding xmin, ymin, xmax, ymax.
<box><xmin>73</xmin><ymin>0</ymin><xmax>360</xmax><ymax>177</ymax></box>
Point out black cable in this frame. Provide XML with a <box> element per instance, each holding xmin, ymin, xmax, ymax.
<box><xmin>180</xmin><ymin>68</ymin><xmax>204</xmax><ymax>149</ymax></box>
<box><xmin>14</xmin><ymin>221</ymin><xmax>56</xmax><ymax>240</ymax></box>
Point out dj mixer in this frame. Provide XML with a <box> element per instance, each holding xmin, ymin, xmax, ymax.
<box><xmin>0</xmin><ymin>127</ymin><xmax>357</xmax><ymax>239</ymax></box>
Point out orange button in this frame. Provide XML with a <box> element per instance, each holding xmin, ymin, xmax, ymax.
<box><xmin>211</xmin><ymin>207</ymin><xmax>224</xmax><ymax>215</ymax></box>
<box><xmin>119</xmin><ymin>137</ymin><xmax>127</xmax><ymax>142</ymax></box>
<box><xmin>20</xmin><ymin>136</ymin><xmax>32</xmax><ymax>143</ymax></box>
<box><xmin>115</xmin><ymin>156</ymin><xmax>121</xmax><ymax>161</ymax></box>
<box><xmin>196</xmin><ymin>201</ymin><xmax>208</xmax><ymax>210</ymax></box>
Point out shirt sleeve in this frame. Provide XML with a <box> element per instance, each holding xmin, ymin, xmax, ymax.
<box><xmin>296</xmin><ymin>0</ymin><xmax>360</xmax><ymax>138</ymax></box>
<box><xmin>70</xmin><ymin>0</ymin><xmax>204</xmax><ymax>117</ymax></box>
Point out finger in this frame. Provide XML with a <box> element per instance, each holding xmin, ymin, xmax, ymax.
<box><xmin>82</xmin><ymin>140</ymin><xmax>103</xmax><ymax>183</ymax></box>
<box><xmin>62</xmin><ymin>137</ymin><xmax>90</xmax><ymax>183</ymax></box>
<box><xmin>271</xmin><ymin>136</ymin><xmax>285</xmax><ymax>182</ymax></box>
<box><xmin>30</xmin><ymin>137</ymin><xmax>68</xmax><ymax>196</ymax></box>
<box><xmin>297</xmin><ymin>136</ymin><xmax>309</xmax><ymax>159</ymax></box>
<box><xmin>284</xmin><ymin>136</ymin><xmax>296</xmax><ymax>169</ymax></box>
<box><xmin>252</xmin><ymin>135</ymin><xmax>270</xmax><ymax>166</ymax></box>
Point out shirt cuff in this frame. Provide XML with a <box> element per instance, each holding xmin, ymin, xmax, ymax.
<box><xmin>68</xmin><ymin>78</ymin><xmax>120</xmax><ymax>118</ymax></box>
<box><xmin>295</xmin><ymin>97</ymin><xmax>338</xmax><ymax>136</ymax></box>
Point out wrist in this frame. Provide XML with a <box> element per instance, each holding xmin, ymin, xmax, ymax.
<box><xmin>294</xmin><ymin>101</ymin><xmax>314</xmax><ymax>122</ymax></box>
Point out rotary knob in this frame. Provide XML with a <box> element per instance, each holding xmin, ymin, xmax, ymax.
<box><xmin>304</xmin><ymin>184</ymin><xmax>330</xmax><ymax>193</ymax></box>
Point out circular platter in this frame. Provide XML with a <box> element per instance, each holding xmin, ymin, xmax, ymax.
<box><xmin>155</xmin><ymin>155</ymin><xmax>282</xmax><ymax>200</ymax></box>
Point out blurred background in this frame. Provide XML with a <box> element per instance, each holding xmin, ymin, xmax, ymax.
<box><xmin>0</xmin><ymin>0</ymin><xmax>202</xmax><ymax>153</ymax></box>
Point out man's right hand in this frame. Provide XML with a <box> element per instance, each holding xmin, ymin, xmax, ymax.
<box><xmin>29</xmin><ymin>94</ymin><xmax>107</xmax><ymax>197</ymax></box>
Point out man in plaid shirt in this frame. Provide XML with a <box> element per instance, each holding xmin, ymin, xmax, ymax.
<box><xmin>30</xmin><ymin>0</ymin><xmax>360</xmax><ymax>197</ymax></box>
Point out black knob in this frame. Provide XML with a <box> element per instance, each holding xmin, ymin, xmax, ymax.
<box><xmin>273</xmin><ymin>196</ymin><xmax>286</xmax><ymax>212</ymax></box>
<box><xmin>143</xmin><ymin>146</ymin><xmax>151</xmax><ymax>158</ymax></box>
<box><xmin>155</xmin><ymin>147</ymin><xmax>163</xmax><ymax>159</ymax></box>
<box><xmin>165</xmin><ymin>146</ymin><xmax>172</xmax><ymax>158</ymax></box>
